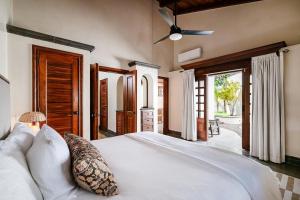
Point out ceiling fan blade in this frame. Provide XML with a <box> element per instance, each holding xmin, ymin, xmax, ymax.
<box><xmin>154</xmin><ymin>34</ymin><xmax>170</xmax><ymax>44</ymax></box>
<box><xmin>159</xmin><ymin>8</ymin><xmax>174</xmax><ymax>27</ymax></box>
<box><xmin>181</xmin><ymin>30</ymin><xmax>214</xmax><ymax>35</ymax></box>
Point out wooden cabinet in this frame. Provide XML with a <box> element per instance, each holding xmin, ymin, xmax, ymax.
<box><xmin>141</xmin><ymin>109</ymin><xmax>154</xmax><ymax>132</ymax></box>
<box><xmin>116</xmin><ymin>111</ymin><xmax>125</xmax><ymax>135</ymax></box>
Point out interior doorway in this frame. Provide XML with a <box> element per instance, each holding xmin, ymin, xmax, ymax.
<box><xmin>206</xmin><ymin>71</ymin><xmax>243</xmax><ymax>154</ymax></box>
<box><xmin>90</xmin><ymin>64</ymin><xmax>137</xmax><ymax>140</ymax></box>
<box><xmin>158</xmin><ymin>76</ymin><xmax>169</xmax><ymax>134</ymax></box>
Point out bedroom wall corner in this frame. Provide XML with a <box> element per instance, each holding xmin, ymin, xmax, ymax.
<box><xmin>0</xmin><ymin>0</ymin><xmax>13</xmax><ymax>78</ymax></box>
<box><xmin>7</xmin><ymin>34</ymin><xmax>91</xmax><ymax>139</ymax></box>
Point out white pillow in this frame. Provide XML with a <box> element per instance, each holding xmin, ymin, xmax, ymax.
<box><xmin>0</xmin><ymin>141</ymin><xmax>43</xmax><ymax>200</ymax></box>
<box><xmin>26</xmin><ymin>125</ymin><xmax>76</xmax><ymax>200</ymax></box>
<box><xmin>6</xmin><ymin>122</ymin><xmax>34</xmax><ymax>153</ymax></box>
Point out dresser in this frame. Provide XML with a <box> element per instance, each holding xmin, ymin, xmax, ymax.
<box><xmin>141</xmin><ymin>108</ymin><xmax>154</xmax><ymax>131</ymax></box>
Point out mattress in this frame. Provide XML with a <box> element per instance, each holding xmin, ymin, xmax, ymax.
<box><xmin>70</xmin><ymin>132</ymin><xmax>281</xmax><ymax>200</ymax></box>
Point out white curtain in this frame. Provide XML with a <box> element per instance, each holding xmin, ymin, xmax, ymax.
<box><xmin>181</xmin><ymin>69</ymin><xmax>197</xmax><ymax>141</ymax></box>
<box><xmin>251</xmin><ymin>53</ymin><xmax>285</xmax><ymax>163</ymax></box>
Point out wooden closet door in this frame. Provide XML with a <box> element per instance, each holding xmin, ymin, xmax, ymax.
<box><xmin>124</xmin><ymin>71</ymin><xmax>137</xmax><ymax>133</ymax></box>
<box><xmin>100</xmin><ymin>79</ymin><xmax>108</xmax><ymax>131</ymax></box>
<box><xmin>33</xmin><ymin>45</ymin><xmax>82</xmax><ymax>136</ymax></box>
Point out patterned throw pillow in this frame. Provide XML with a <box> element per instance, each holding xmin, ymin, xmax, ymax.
<box><xmin>64</xmin><ymin>133</ymin><xmax>119</xmax><ymax>196</ymax></box>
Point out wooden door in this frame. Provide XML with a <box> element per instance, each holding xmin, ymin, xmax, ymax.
<box><xmin>33</xmin><ymin>45</ymin><xmax>82</xmax><ymax>136</ymax></box>
<box><xmin>158</xmin><ymin>76</ymin><xmax>169</xmax><ymax>134</ymax></box>
<box><xmin>100</xmin><ymin>79</ymin><xmax>108</xmax><ymax>131</ymax></box>
<box><xmin>90</xmin><ymin>64</ymin><xmax>99</xmax><ymax>140</ymax></box>
<box><xmin>124</xmin><ymin>71</ymin><xmax>137</xmax><ymax>133</ymax></box>
<box><xmin>242</xmin><ymin>67</ymin><xmax>251</xmax><ymax>151</ymax></box>
<box><xmin>196</xmin><ymin>76</ymin><xmax>207</xmax><ymax>141</ymax></box>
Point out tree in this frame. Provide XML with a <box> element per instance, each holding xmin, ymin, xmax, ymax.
<box><xmin>214</xmin><ymin>74</ymin><xmax>229</xmax><ymax>113</ymax></box>
<box><xmin>218</xmin><ymin>80</ymin><xmax>241</xmax><ymax>116</ymax></box>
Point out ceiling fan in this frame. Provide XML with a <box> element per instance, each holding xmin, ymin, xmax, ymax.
<box><xmin>154</xmin><ymin>1</ymin><xmax>214</xmax><ymax>44</ymax></box>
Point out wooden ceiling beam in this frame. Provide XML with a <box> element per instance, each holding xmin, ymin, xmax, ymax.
<box><xmin>159</xmin><ymin>0</ymin><xmax>178</xmax><ymax>8</ymax></box>
<box><xmin>158</xmin><ymin>0</ymin><xmax>262</xmax><ymax>15</ymax></box>
<box><xmin>177</xmin><ymin>0</ymin><xmax>262</xmax><ymax>15</ymax></box>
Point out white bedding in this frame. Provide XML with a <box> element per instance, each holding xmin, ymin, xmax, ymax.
<box><xmin>70</xmin><ymin>132</ymin><xmax>281</xmax><ymax>200</ymax></box>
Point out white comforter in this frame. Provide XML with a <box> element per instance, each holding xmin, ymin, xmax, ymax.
<box><xmin>71</xmin><ymin>132</ymin><xmax>281</xmax><ymax>200</ymax></box>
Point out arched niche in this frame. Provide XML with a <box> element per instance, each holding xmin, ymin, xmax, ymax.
<box><xmin>117</xmin><ymin>76</ymin><xmax>124</xmax><ymax>110</ymax></box>
<box><xmin>141</xmin><ymin>74</ymin><xmax>153</xmax><ymax>108</ymax></box>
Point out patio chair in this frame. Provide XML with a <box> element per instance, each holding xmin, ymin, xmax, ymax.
<box><xmin>208</xmin><ymin>119</ymin><xmax>220</xmax><ymax>137</ymax></box>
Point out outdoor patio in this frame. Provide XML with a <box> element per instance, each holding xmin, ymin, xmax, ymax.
<box><xmin>206</xmin><ymin>127</ymin><xmax>242</xmax><ymax>154</ymax></box>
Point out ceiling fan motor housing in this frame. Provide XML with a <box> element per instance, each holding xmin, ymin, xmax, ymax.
<box><xmin>170</xmin><ymin>25</ymin><xmax>181</xmax><ymax>34</ymax></box>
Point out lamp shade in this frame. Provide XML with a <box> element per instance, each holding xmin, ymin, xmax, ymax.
<box><xmin>19</xmin><ymin>112</ymin><xmax>46</xmax><ymax>123</ymax></box>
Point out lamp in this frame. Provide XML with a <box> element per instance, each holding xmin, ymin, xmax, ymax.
<box><xmin>19</xmin><ymin>111</ymin><xmax>46</xmax><ymax>133</ymax></box>
<box><xmin>169</xmin><ymin>33</ymin><xmax>182</xmax><ymax>41</ymax></box>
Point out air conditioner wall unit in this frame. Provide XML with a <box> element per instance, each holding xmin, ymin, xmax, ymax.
<box><xmin>178</xmin><ymin>48</ymin><xmax>202</xmax><ymax>63</ymax></box>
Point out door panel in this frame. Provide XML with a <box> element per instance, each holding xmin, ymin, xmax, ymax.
<box><xmin>196</xmin><ymin>77</ymin><xmax>207</xmax><ymax>141</ymax></box>
<box><xmin>90</xmin><ymin>64</ymin><xmax>99</xmax><ymax>140</ymax></box>
<box><xmin>33</xmin><ymin>45</ymin><xmax>82</xmax><ymax>137</ymax></box>
<box><xmin>124</xmin><ymin>71</ymin><xmax>137</xmax><ymax>133</ymax></box>
<box><xmin>100</xmin><ymin>79</ymin><xmax>108</xmax><ymax>131</ymax></box>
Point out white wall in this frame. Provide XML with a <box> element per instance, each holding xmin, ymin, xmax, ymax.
<box><xmin>99</xmin><ymin>72</ymin><xmax>123</xmax><ymax>132</ymax></box>
<box><xmin>11</xmin><ymin>0</ymin><xmax>172</xmax><ymax>74</ymax></box>
<box><xmin>0</xmin><ymin>0</ymin><xmax>12</xmax><ymax>78</ymax></box>
<box><xmin>168</xmin><ymin>70</ymin><xmax>183</xmax><ymax>132</ymax></box>
<box><xmin>174</xmin><ymin>0</ymin><xmax>300</xmax><ymax>69</ymax></box>
<box><xmin>7</xmin><ymin>33</ymin><xmax>91</xmax><ymax>139</ymax></box>
<box><xmin>284</xmin><ymin>44</ymin><xmax>300</xmax><ymax>158</ymax></box>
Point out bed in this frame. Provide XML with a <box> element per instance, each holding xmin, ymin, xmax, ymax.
<box><xmin>0</xmin><ymin>74</ymin><xmax>282</xmax><ymax>200</ymax></box>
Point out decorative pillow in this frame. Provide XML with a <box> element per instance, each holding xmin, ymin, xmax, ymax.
<box><xmin>64</xmin><ymin>133</ymin><xmax>118</xmax><ymax>196</ymax></box>
<box><xmin>6</xmin><ymin>122</ymin><xmax>34</xmax><ymax>153</ymax></box>
<box><xmin>26</xmin><ymin>125</ymin><xmax>76</xmax><ymax>200</ymax></box>
<box><xmin>0</xmin><ymin>141</ymin><xmax>43</xmax><ymax>200</ymax></box>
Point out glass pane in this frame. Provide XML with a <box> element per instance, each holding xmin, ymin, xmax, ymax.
<box><xmin>195</xmin><ymin>88</ymin><xmax>198</xmax><ymax>95</ymax></box>
<box><xmin>200</xmin><ymin>88</ymin><xmax>204</xmax><ymax>95</ymax></box>
<box><xmin>200</xmin><ymin>80</ymin><xmax>205</xmax><ymax>87</ymax></box>
<box><xmin>200</xmin><ymin>104</ymin><xmax>204</xmax><ymax>110</ymax></box>
<box><xmin>200</xmin><ymin>96</ymin><xmax>205</xmax><ymax>103</ymax></box>
<box><xmin>200</xmin><ymin>111</ymin><xmax>204</xmax><ymax>118</ymax></box>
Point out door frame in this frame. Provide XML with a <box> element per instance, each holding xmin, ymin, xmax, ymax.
<box><xmin>184</xmin><ymin>42</ymin><xmax>286</xmax><ymax>151</ymax></box>
<box><xmin>90</xmin><ymin>64</ymin><xmax>135</xmax><ymax>138</ymax></box>
<box><xmin>194</xmin><ymin>60</ymin><xmax>251</xmax><ymax>150</ymax></box>
<box><xmin>90</xmin><ymin>63</ymin><xmax>99</xmax><ymax>140</ymax></box>
<box><xmin>158</xmin><ymin>76</ymin><xmax>169</xmax><ymax>134</ymax></box>
<box><xmin>32</xmin><ymin>45</ymin><xmax>83</xmax><ymax>136</ymax></box>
